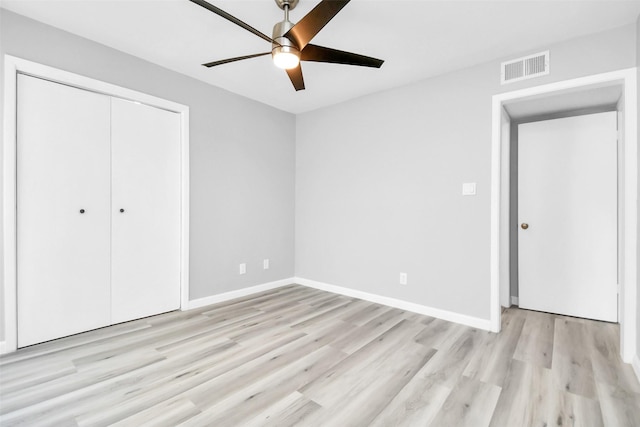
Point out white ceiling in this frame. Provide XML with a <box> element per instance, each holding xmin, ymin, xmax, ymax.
<box><xmin>2</xmin><ymin>0</ymin><xmax>639</xmax><ymax>114</ymax></box>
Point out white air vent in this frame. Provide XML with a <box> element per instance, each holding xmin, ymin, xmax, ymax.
<box><xmin>501</xmin><ymin>51</ymin><xmax>549</xmax><ymax>84</ymax></box>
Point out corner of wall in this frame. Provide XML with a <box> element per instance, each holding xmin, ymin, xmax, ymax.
<box><xmin>185</xmin><ymin>278</ymin><xmax>294</xmax><ymax>310</ymax></box>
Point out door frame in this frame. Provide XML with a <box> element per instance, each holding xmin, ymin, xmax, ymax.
<box><xmin>2</xmin><ymin>55</ymin><xmax>191</xmax><ymax>354</ymax></box>
<box><xmin>490</xmin><ymin>68</ymin><xmax>637</xmax><ymax>363</ymax></box>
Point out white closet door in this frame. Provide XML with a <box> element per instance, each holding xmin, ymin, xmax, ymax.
<box><xmin>110</xmin><ymin>98</ymin><xmax>181</xmax><ymax>323</ymax></box>
<box><xmin>17</xmin><ymin>75</ymin><xmax>112</xmax><ymax>347</ymax></box>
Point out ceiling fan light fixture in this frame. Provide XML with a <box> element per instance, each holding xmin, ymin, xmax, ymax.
<box><xmin>191</xmin><ymin>0</ymin><xmax>384</xmax><ymax>91</ymax></box>
<box><xmin>272</xmin><ymin>45</ymin><xmax>300</xmax><ymax>69</ymax></box>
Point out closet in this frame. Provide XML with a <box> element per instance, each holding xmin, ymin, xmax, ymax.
<box><xmin>17</xmin><ymin>74</ymin><xmax>181</xmax><ymax>347</ymax></box>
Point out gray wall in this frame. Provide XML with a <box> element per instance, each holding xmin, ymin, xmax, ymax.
<box><xmin>295</xmin><ymin>24</ymin><xmax>637</xmax><ymax>321</ymax></box>
<box><xmin>0</xmin><ymin>10</ymin><xmax>296</xmax><ymax>340</ymax></box>
<box><xmin>636</xmin><ymin>13</ymin><xmax>640</xmax><ymax>362</ymax></box>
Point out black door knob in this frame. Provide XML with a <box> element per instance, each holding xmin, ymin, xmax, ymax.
<box><xmin>79</xmin><ymin>209</ymin><xmax>85</xmax><ymax>214</ymax></box>
<box><xmin>120</xmin><ymin>209</ymin><xmax>125</xmax><ymax>213</ymax></box>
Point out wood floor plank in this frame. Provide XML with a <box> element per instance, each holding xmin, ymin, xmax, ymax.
<box><xmin>1</xmin><ymin>285</ymin><xmax>638</xmax><ymax>426</ymax></box>
<box><xmin>181</xmin><ymin>345</ymin><xmax>347</xmax><ymax>426</ymax></box>
<box><xmin>72</xmin><ymin>333</ymin><xmax>306</xmax><ymax>427</ymax></box>
<box><xmin>181</xmin><ymin>328</ymin><xmax>348</xmax><ymax>413</ymax></box>
<box><xmin>341</xmin><ymin>301</ymin><xmax>387</xmax><ymax>326</ymax></box>
<box><xmin>369</xmin><ymin>373</ymin><xmax>452</xmax><ymax>427</ymax></box>
<box><xmin>329</xmin><ymin>306</ymin><xmax>405</xmax><ymax>354</ymax></box>
<box><xmin>0</xmin><ymin>319</ymin><xmax>152</xmax><ymax>366</ymax></box>
<box><xmin>595</xmin><ymin>381</ymin><xmax>640</xmax><ymax>427</ymax></box>
<box><xmin>417</xmin><ymin>326</ymin><xmax>484</xmax><ymax>389</ymax></box>
<box><xmin>429</xmin><ymin>375</ymin><xmax>502</xmax><ymax>427</ymax></box>
<box><xmin>242</xmin><ymin>391</ymin><xmax>322</xmax><ymax>427</ymax></box>
<box><xmin>414</xmin><ymin>317</ymin><xmax>462</xmax><ymax>350</ymax></box>
<box><xmin>1</xmin><ymin>347</ymin><xmax>166</xmax><ymax>415</ymax></box>
<box><xmin>463</xmin><ymin>309</ymin><xmax>525</xmax><ymax>387</ymax></box>
<box><xmin>587</xmin><ymin>321</ymin><xmax>640</xmax><ymax>394</ymax></box>
<box><xmin>307</xmin><ymin>340</ymin><xmax>436</xmax><ymax>426</ymax></box>
<box><xmin>545</xmin><ymin>386</ymin><xmax>605</xmax><ymax>427</ymax></box>
<box><xmin>489</xmin><ymin>359</ymin><xmax>553</xmax><ymax>427</ymax></box>
<box><xmin>0</xmin><ymin>358</ymin><xmax>76</xmax><ymax>394</ymax></box>
<box><xmin>513</xmin><ymin>308</ymin><xmax>555</xmax><ymax>369</ymax></box>
<box><xmin>552</xmin><ymin>318</ymin><xmax>598</xmax><ymax>398</ymax></box>
<box><xmin>299</xmin><ymin>319</ymin><xmax>425</xmax><ymax>407</ymax></box>
<box><xmin>107</xmin><ymin>396</ymin><xmax>200</xmax><ymax>427</ymax></box>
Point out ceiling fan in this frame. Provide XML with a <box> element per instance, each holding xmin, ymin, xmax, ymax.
<box><xmin>189</xmin><ymin>0</ymin><xmax>384</xmax><ymax>91</ymax></box>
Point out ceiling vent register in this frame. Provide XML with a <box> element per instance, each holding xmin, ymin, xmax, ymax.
<box><xmin>501</xmin><ymin>51</ymin><xmax>549</xmax><ymax>84</ymax></box>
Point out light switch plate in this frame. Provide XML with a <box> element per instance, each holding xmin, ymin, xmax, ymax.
<box><xmin>462</xmin><ymin>182</ymin><xmax>477</xmax><ymax>196</ymax></box>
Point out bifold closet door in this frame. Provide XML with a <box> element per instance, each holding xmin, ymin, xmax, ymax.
<box><xmin>110</xmin><ymin>98</ymin><xmax>181</xmax><ymax>323</ymax></box>
<box><xmin>17</xmin><ymin>75</ymin><xmax>112</xmax><ymax>347</ymax></box>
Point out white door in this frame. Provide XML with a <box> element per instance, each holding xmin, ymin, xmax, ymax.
<box><xmin>518</xmin><ymin>112</ymin><xmax>617</xmax><ymax>322</ymax></box>
<box><xmin>110</xmin><ymin>98</ymin><xmax>181</xmax><ymax>323</ymax></box>
<box><xmin>17</xmin><ymin>75</ymin><xmax>112</xmax><ymax>347</ymax></box>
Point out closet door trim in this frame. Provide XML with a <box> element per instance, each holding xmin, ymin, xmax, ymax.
<box><xmin>2</xmin><ymin>55</ymin><xmax>190</xmax><ymax>354</ymax></box>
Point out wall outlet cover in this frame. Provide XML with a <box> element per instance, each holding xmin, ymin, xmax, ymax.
<box><xmin>462</xmin><ymin>182</ymin><xmax>477</xmax><ymax>196</ymax></box>
<box><xmin>399</xmin><ymin>272</ymin><xmax>408</xmax><ymax>285</ymax></box>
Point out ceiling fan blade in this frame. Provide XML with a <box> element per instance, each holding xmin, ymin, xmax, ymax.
<box><xmin>284</xmin><ymin>0</ymin><xmax>350</xmax><ymax>50</ymax></box>
<box><xmin>286</xmin><ymin>65</ymin><xmax>305</xmax><ymax>91</ymax></box>
<box><xmin>203</xmin><ymin>52</ymin><xmax>271</xmax><ymax>68</ymax></box>
<box><xmin>189</xmin><ymin>0</ymin><xmax>276</xmax><ymax>45</ymax></box>
<box><xmin>301</xmin><ymin>44</ymin><xmax>384</xmax><ymax>68</ymax></box>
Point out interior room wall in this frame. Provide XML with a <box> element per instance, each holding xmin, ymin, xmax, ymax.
<box><xmin>0</xmin><ymin>10</ymin><xmax>296</xmax><ymax>342</ymax></box>
<box><xmin>636</xmin><ymin>13</ymin><xmax>640</xmax><ymax>363</ymax></box>
<box><xmin>295</xmin><ymin>24</ymin><xmax>637</xmax><ymax>322</ymax></box>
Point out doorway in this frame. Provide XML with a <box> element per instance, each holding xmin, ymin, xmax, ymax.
<box><xmin>490</xmin><ymin>68</ymin><xmax>637</xmax><ymax>363</ymax></box>
<box><xmin>517</xmin><ymin>111</ymin><xmax>618</xmax><ymax>322</ymax></box>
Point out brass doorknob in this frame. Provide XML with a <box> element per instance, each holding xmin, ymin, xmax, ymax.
<box><xmin>521</xmin><ymin>223</ymin><xmax>529</xmax><ymax>230</ymax></box>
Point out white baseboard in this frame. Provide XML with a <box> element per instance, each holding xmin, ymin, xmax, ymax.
<box><xmin>185</xmin><ymin>278</ymin><xmax>294</xmax><ymax>310</ymax></box>
<box><xmin>0</xmin><ymin>341</ymin><xmax>7</xmax><ymax>355</ymax></box>
<box><xmin>293</xmin><ymin>277</ymin><xmax>493</xmax><ymax>331</ymax></box>
<box><xmin>511</xmin><ymin>296</ymin><xmax>519</xmax><ymax>306</ymax></box>
<box><xmin>633</xmin><ymin>355</ymin><xmax>640</xmax><ymax>383</ymax></box>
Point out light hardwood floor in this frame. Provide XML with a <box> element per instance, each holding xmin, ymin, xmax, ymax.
<box><xmin>1</xmin><ymin>284</ymin><xmax>639</xmax><ymax>426</ymax></box>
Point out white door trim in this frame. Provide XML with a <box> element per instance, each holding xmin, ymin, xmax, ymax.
<box><xmin>2</xmin><ymin>55</ymin><xmax>190</xmax><ymax>354</ymax></box>
<box><xmin>490</xmin><ymin>68</ymin><xmax>637</xmax><ymax>363</ymax></box>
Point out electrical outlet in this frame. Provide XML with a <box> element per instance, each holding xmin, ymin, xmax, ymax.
<box><xmin>239</xmin><ymin>263</ymin><xmax>246</xmax><ymax>275</ymax></box>
<box><xmin>400</xmin><ymin>272</ymin><xmax>407</xmax><ymax>285</ymax></box>
<box><xmin>263</xmin><ymin>259</ymin><xmax>270</xmax><ymax>270</ymax></box>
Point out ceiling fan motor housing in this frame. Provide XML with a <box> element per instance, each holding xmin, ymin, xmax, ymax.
<box><xmin>272</xmin><ymin>20</ymin><xmax>300</xmax><ymax>60</ymax></box>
